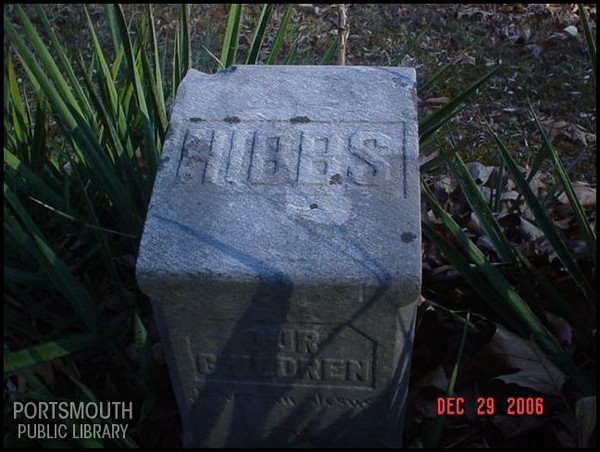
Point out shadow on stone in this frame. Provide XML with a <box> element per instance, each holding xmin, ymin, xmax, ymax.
<box><xmin>136</xmin><ymin>65</ymin><xmax>422</xmax><ymax>448</ymax></box>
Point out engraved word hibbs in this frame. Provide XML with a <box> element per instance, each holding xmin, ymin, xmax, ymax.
<box><xmin>177</xmin><ymin>124</ymin><xmax>406</xmax><ymax>187</ymax></box>
<box><xmin>136</xmin><ymin>66</ymin><xmax>421</xmax><ymax>447</ymax></box>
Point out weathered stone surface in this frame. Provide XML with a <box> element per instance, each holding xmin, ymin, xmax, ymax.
<box><xmin>136</xmin><ymin>65</ymin><xmax>421</xmax><ymax>447</ymax></box>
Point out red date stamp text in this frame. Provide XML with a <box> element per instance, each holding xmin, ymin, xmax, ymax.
<box><xmin>437</xmin><ymin>397</ymin><xmax>545</xmax><ymax>416</ymax></box>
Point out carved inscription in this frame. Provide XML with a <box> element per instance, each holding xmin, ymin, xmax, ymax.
<box><xmin>193</xmin><ymin>391</ymin><xmax>374</xmax><ymax>410</ymax></box>
<box><xmin>176</xmin><ymin>123</ymin><xmax>405</xmax><ymax>187</ymax></box>
<box><xmin>193</xmin><ymin>326</ymin><xmax>374</xmax><ymax>387</ymax></box>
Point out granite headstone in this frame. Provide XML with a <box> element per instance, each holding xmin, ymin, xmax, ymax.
<box><xmin>136</xmin><ymin>65</ymin><xmax>421</xmax><ymax>447</ymax></box>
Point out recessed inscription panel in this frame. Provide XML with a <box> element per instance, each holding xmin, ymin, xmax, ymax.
<box><xmin>192</xmin><ymin>390</ymin><xmax>375</xmax><ymax>410</ymax></box>
<box><xmin>175</xmin><ymin>122</ymin><xmax>407</xmax><ymax>190</ymax></box>
<box><xmin>186</xmin><ymin>322</ymin><xmax>375</xmax><ymax>388</ymax></box>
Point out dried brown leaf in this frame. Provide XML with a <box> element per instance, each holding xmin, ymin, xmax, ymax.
<box><xmin>552</xmin><ymin>215</ymin><xmax>574</xmax><ymax>230</ymax></box>
<box><xmin>562</xmin><ymin>25</ymin><xmax>578</xmax><ymax>38</ymax></box>
<box><xmin>422</xmin><ymin>96</ymin><xmax>450</xmax><ymax>105</ymax></box>
<box><xmin>563</xmin><ymin>238</ymin><xmax>592</xmax><ymax>261</ymax></box>
<box><xmin>549</xmin><ymin>203</ymin><xmax>572</xmax><ymax>220</ymax></box>
<box><xmin>477</xmin><ymin>324</ymin><xmax>566</xmax><ymax>395</ymax></box>
<box><xmin>557</xmin><ymin>182</ymin><xmax>596</xmax><ymax>207</ymax></box>
<box><xmin>540</xmin><ymin>118</ymin><xmax>588</xmax><ymax>145</ymax></box>
<box><xmin>544</xmin><ymin>312</ymin><xmax>573</xmax><ymax>350</ymax></box>
<box><xmin>467</xmin><ymin>212</ymin><xmax>482</xmax><ymax>235</ymax></box>
<box><xmin>456</xmin><ymin>6</ymin><xmax>494</xmax><ymax>20</ymax></box>
<box><xmin>135</xmin><ymin>147</ymin><xmax>144</xmax><ymax>168</ymax></box>
<box><xmin>418</xmin><ymin>149</ymin><xmax>439</xmax><ymax>167</ymax></box>
<box><xmin>409</xmin><ymin>365</ymin><xmax>449</xmax><ymax>420</ymax></box>
<box><xmin>466</xmin><ymin>161</ymin><xmax>494</xmax><ymax>185</ymax></box>
<box><xmin>493</xmin><ymin>415</ymin><xmax>549</xmax><ymax>440</ymax></box>
<box><xmin>415</xmin><ymin>364</ymin><xmax>449</xmax><ymax>393</ymax></box>
<box><xmin>432</xmin><ymin>175</ymin><xmax>457</xmax><ymax>197</ymax></box>
<box><xmin>528</xmin><ymin>171</ymin><xmax>554</xmax><ymax>198</ymax></box>
<box><xmin>519</xmin><ymin>217</ymin><xmax>545</xmax><ymax>241</ymax></box>
<box><xmin>457</xmin><ymin>54</ymin><xmax>476</xmax><ymax>65</ymax></box>
<box><xmin>475</xmin><ymin>234</ymin><xmax>496</xmax><ymax>254</ymax></box>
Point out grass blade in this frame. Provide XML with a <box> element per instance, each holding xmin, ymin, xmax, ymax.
<box><xmin>5</xmin><ymin>184</ymin><xmax>119</xmax><ymax>355</ymax></box>
<box><xmin>140</xmin><ymin>47</ymin><xmax>168</xmax><ymax>143</ymax></box>
<box><xmin>266</xmin><ymin>4</ymin><xmax>294</xmax><ymax>65</ymax></box>
<box><xmin>171</xmin><ymin>3</ymin><xmax>191</xmax><ymax>93</ymax></box>
<box><xmin>320</xmin><ymin>35</ymin><xmax>339</xmax><ymax>65</ymax></box>
<box><xmin>391</xmin><ymin>19</ymin><xmax>433</xmax><ymax>66</ymax></box>
<box><xmin>134</xmin><ymin>312</ymin><xmax>157</xmax><ymax>425</ymax></box>
<box><xmin>419</xmin><ymin>149</ymin><xmax>456</xmax><ymax>173</ymax></box>
<box><xmin>172</xmin><ymin>27</ymin><xmax>183</xmax><ymax>97</ymax></box>
<box><xmin>578</xmin><ymin>4</ymin><xmax>596</xmax><ymax>78</ymax></box>
<box><xmin>82</xmin><ymin>6</ymin><xmax>126</xmax><ymax>163</ymax></box>
<box><xmin>487</xmin><ymin>122</ymin><xmax>595</xmax><ymax>305</ymax></box>
<box><xmin>198</xmin><ymin>19</ymin><xmax>216</xmax><ymax>72</ymax></box>
<box><xmin>420</xmin><ymin>65</ymin><xmax>501</xmax><ymax>142</ymax></box>
<box><xmin>29</xmin><ymin>92</ymin><xmax>48</xmax><ymax>174</ymax></box>
<box><xmin>421</xmin><ymin>176</ymin><xmax>591</xmax><ymax>393</ymax></box>
<box><xmin>32</xmin><ymin>5</ymin><xmax>93</xmax><ymax>119</ymax></box>
<box><xmin>446</xmin><ymin>147</ymin><xmax>584</xmax><ymax>327</ymax></box>
<box><xmin>5</xmin><ymin>13</ymin><xmax>138</xmax><ymax>223</ymax></box>
<box><xmin>246</xmin><ymin>4</ymin><xmax>274</xmax><ymax>64</ymax></box>
<box><xmin>4</xmin><ymin>149</ymin><xmax>64</xmax><ymax>209</ymax></box>
<box><xmin>105</xmin><ymin>4</ymin><xmax>122</xmax><ymax>56</ymax></box>
<box><xmin>5</xmin><ymin>267</ymin><xmax>50</xmax><ymax>287</ymax></box>
<box><xmin>12</xmin><ymin>5</ymin><xmax>85</xmax><ymax>119</ymax></box>
<box><xmin>418</xmin><ymin>59</ymin><xmax>457</xmax><ymax>96</ymax></box>
<box><xmin>448</xmin><ymin>150</ymin><xmax>516</xmax><ymax>263</ymax></box>
<box><xmin>5</xmin><ymin>55</ymin><xmax>29</xmax><ymax>152</ymax></box>
<box><xmin>491</xmin><ymin>162</ymin><xmax>504</xmax><ymax>213</ymax></box>
<box><xmin>147</xmin><ymin>4</ymin><xmax>168</xmax><ymax>131</ymax></box>
<box><xmin>221</xmin><ymin>4</ymin><xmax>243</xmax><ymax>68</ymax></box>
<box><xmin>179</xmin><ymin>4</ymin><xmax>191</xmax><ymax>75</ymax></box>
<box><xmin>83</xmin><ymin>5</ymin><xmax>121</xmax><ymax>117</ymax></box>
<box><xmin>114</xmin><ymin>4</ymin><xmax>158</xmax><ymax>178</ymax></box>
<box><xmin>284</xmin><ymin>40</ymin><xmax>299</xmax><ymax>64</ymax></box>
<box><xmin>74</xmin><ymin>52</ymin><xmax>147</xmax><ymax>219</ymax></box>
<box><xmin>424</xmin><ymin>310</ymin><xmax>471</xmax><ymax>448</ymax></box>
<box><xmin>515</xmin><ymin>248</ymin><xmax>588</xmax><ymax>330</ymax></box>
<box><xmin>4</xmin><ymin>16</ymin><xmax>78</xmax><ymax>130</ymax></box>
<box><xmin>529</xmin><ymin>104</ymin><xmax>596</xmax><ymax>264</ymax></box>
<box><xmin>5</xmin><ymin>349</ymin><xmax>103</xmax><ymax>448</ymax></box>
<box><xmin>422</xmin><ymin>184</ymin><xmax>518</xmax><ymax>331</ymax></box>
<box><xmin>4</xmin><ymin>334</ymin><xmax>98</xmax><ymax>375</ymax></box>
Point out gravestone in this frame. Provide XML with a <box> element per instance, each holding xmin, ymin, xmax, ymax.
<box><xmin>136</xmin><ymin>65</ymin><xmax>421</xmax><ymax>448</ymax></box>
